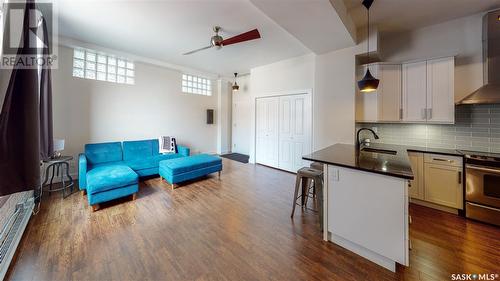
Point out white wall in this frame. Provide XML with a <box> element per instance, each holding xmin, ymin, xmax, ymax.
<box><xmin>238</xmin><ymin>50</ymin><xmax>357</xmax><ymax>164</ymax></box>
<box><xmin>216</xmin><ymin>79</ymin><xmax>232</xmax><ymax>154</ymax></box>
<box><xmin>314</xmin><ymin>47</ymin><xmax>356</xmax><ymax>149</ymax></box>
<box><xmin>52</xmin><ymin>46</ymin><xmax>219</xmax><ymax>172</ymax></box>
<box><xmin>248</xmin><ymin>54</ymin><xmax>316</xmax><ymax>163</ymax></box>
<box><xmin>231</xmin><ymin>74</ymin><xmax>251</xmax><ymax>155</ymax></box>
<box><xmin>380</xmin><ymin>12</ymin><xmax>484</xmax><ymax>101</ymax></box>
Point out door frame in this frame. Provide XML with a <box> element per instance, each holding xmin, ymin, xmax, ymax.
<box><xmin>254</xmin><ymin>89</ymin><xmax>313</xmax><ymax>171</ymax></box>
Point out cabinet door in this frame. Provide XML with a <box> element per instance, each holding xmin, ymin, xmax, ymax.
<box><xmin>378</xmin><ymin>64</ymin><xmax>402</xmax><ymax>122</ymax></box>
<box><xmin>408</xmin><ymin>152</ymin><xmax>424</xmax><ymax>200</ymax></box>
<box><xmin>355</xmin><ymin>65</ymin><xmax>378</xmax><ymax>122</ymax></box>
<box><xmin>426</xmin><ymin>57</ymin><xmax>454</xmax><ymax>123</ymax></box>
<box><xmin>279</xmin><ymin>94</ymin><xmax>312</xmax><ymax>172</ymax></box>
<box><xmin>402</xmin><ymin>61</ymin><xmax>427</xmax><ymax>122</ymax></box>
<box><xmin>256</xmin><ymin>97</ymin><xmax>279</xmax><ymax>167</ymax></box>
<box><xmin>424</xmin><ymin>163</ymin><xmax>463</xmax><ymax>209</ymax></box>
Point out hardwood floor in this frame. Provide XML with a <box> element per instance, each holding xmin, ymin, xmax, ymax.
<box><xmin>6</xmin><ymin>159</ymin><xmax>500</xmax><ymax>281</ymax></box>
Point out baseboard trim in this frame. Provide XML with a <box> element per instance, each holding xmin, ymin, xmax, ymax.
<box><xmin>410</xmin><ymin>199</ymin><xmax>459</xmax><ymax>214</ymax></box>
<box><xmin>329</xmin><ymin>232</ymin><xmax>396</xmax><ymax>272</ymax></box>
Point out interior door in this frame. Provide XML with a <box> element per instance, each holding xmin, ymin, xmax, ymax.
<box><xmin>402</xmin><ymin>61</ymin><xmax>427</xmax><ymax>122</ymax></box>
<box><xmin>279</xmin><ymin>94</ymin><xmax>312</xmax><ymax>172</ymax></box>
<box><xmin>255</xmin><ymin>97</ymin><xmax>279</xmax><ymax>167</ymax></box>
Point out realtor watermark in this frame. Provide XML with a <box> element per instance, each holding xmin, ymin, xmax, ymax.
<box><xmin>451</xmin><ymin>273</ymin><xmax>499</xmax><ymax>280</ymax></box>
<box><xmin>1</xmin><ymin>0</ymin><xmax>58</xmax><ymax>69</ymax></box>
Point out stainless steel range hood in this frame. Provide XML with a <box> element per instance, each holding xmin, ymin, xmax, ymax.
<box><xmin>457</xmin><ymin>9</ymin><xmax>500</xmax><ymax>105</ymax></box>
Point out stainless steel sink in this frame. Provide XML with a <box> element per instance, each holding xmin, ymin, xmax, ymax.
<box><xmin>360</xmin><ymin>147</ymin><xmax>397</xmax><ymax>155</ymax></box>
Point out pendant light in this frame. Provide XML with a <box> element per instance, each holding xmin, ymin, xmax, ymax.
<box><xmin>357</xmin><ymin>0</ymin><xmax>379</xmax><ymax>93</ymax></box>
<box><xmin>232</xmin><ymin>73</ymin><xmax>240</xmax><ymax>91</ymax></box>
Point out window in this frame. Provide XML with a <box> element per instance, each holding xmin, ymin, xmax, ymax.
<box><xmin>73</xmin><ymin>48</ymin><xmax>134</xmax><ymax>85</ymax></box>
<box><xmin>182</xmin><ymin>74</ymin><xmax>212</xmax><ymax>96</ymax></box>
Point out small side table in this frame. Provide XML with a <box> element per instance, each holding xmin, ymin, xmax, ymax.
<box><xmin>42</xmin><ymin>156</ymin><xmax>75</xmax><ymax>198</ymax></box>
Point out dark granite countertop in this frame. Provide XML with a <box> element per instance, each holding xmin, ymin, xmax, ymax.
<box><xmin>302</xmin><ymin>143</ymin><xmax>414</xmax><ymax>180</ymax></box>
<box><xmin>302</xmin><ymin>143</ymin><xmax>465</xmax><ymax>180</ymax></box>
<box><xmin>404</xmin><ymin>146</ymin><xmax>462</xmax><ymax>157</ymax></box>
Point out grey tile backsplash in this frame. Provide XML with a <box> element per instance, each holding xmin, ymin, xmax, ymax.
<box><xmin>356</xmin><ymin>104</ymin><xmax>500</xmax><ymax>153</ymax></box>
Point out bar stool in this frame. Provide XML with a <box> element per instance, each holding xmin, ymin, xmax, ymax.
<box><xmin>306</xmin><ymin>162</ymin><xmax>324</xmax><ymax>199</ymax></box>
<box><xmin>291</xmin><ymin>167</ymin><xmax>324</xmax><ymax>229</ymax></box>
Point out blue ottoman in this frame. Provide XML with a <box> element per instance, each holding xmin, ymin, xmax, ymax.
<box><xmin>86</xmin><ymin>165</ymin><xmax>139</xmax><ymax>211</ymax></box>
<box><xmin>159</xmin><ymin>154</ymin><xmax>222</xmax><ymax>189</ymax></box>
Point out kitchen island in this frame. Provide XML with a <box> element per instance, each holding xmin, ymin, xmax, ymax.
<box><xmin>303</xmin><ymin>143</ymin><xmax>414</xmax><ymax>272</ymax></box>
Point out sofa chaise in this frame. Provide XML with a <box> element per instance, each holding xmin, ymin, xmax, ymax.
<box><xmin>79</xmin><ymin>139</ymin><xmax>189</xmax><ymax>211</ymax></box>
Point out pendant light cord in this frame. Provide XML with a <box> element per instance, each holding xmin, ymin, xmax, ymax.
<box><xmin>367</xmin><ymin>4</ymin><xmax>370</xmax><ymax>65</ymax></box>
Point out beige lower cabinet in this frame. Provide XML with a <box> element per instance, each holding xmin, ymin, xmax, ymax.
<box><xmin>408</xmin><ymin>152</ymin><xmax>424</xmax><ymax>200</ymax></box>
<box><xmin>408</xmin><ymin>153</ymin><xmax>463</xmax><ymax>210</ymax></box>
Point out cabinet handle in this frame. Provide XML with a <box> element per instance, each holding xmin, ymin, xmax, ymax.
<box><xmin>399</xmin><ymin>108</ymin><xmax>403</xmax><ymax>120</ymax></box>
<box><xmin>433</xmin><ymin>158</ymin><xmax>453</xmax><ymax>163</ymax></box>
<box><xmin>427</xmin><ymin>108</ymin><xmax>433</xmax><ymax>120</ymax></box>
<box><xmin>458</xmin><ymin>171</ymin><xmax>462</xmax><ymax>184</ymax></box>
<box><xmin>421</xmin><ymin>108</ymin><xmax>426</xmax><ymax>120</ymax></box>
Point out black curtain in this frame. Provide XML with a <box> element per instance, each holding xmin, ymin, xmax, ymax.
<box><xmin>39</xmin><ymin>13</ymin><xmax>54</xmax><ymax>161</ymax></box>
<box><xmin>0</xmin><ymin>0</ymin><xmax>53</xmax><ymax>197</ymax></box>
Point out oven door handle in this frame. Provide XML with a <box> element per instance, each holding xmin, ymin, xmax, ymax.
<box><xmin>467</xmin><ymin>164</ymin><xmax>500</xmax><ymax>174</ymax></box>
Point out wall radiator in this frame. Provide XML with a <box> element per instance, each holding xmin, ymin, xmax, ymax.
<box><xmin>0</xmin><ymin>194</ymin><xmax>33</xmax><ymax>280</ymax></box>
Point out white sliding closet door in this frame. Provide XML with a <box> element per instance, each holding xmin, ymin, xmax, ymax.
<box><xmin>255</xmin><ymin>93</ymin><xmax>312</xmax><ymax>173</ymax></box>
<box><xmin>255</xmin><ymin>97</ymin><xmax>279</xmax><ymax>167</ymax></box>
<box><xmin>279</xmin><ymin>94</ymin><xmax>312</xmax><ymax>172</ymax></box>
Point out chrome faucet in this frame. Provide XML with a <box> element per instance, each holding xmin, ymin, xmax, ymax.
<box><xmin>356</xmin><ymin>128</ymin><xmax>380</xmax><ymax>150</ymax></box>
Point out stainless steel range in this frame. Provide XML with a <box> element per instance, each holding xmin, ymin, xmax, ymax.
<box><xmin>459</xmin><ymin>151</ymin><xmax>500</xmax><ymax>226</ymax></box>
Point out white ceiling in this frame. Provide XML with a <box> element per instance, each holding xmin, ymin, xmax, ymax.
<box><xmin>344</xmin><ymin>0</ymin><xmax>500</xmax><ymax>32</ymax></box>
<box><xmin>54</xmin><ymin>0</ymin><xmax>500</xmax><ymax>76</ymax></box>
<box><xmin>250</xmin><ymin>0</ymin><xmax>356</xmax><ymax>54</ymax></box>
<box><xmin>54</xmin><ymin>0</ymin><xmax>311</xmax><ymax>77</ymax></box>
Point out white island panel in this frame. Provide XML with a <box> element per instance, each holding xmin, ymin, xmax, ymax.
<box><xmin>326</xmin><ymin>165</ymin><xmax>409</xmax><ymax>271</ymax></box>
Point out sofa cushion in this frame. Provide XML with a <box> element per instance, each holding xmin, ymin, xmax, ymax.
<box><xmin>123</xmin><ymin>140</ymin><xmax>154</xmax><ymax>161</ymax></box>
<box><xmin>87</xmin><ymin>165</ymin><xmax>138</xmax><ymax>194</ymax></box>
<box><xmin>124</xmin><ymin>153</ymin><xmax>183</xmax><ymax>171</ymax></box>
<box><xmin>159</xmin><ymin>154</ymin><xmax>222</xmax><ymax>175</ymax></box>
<box><xmin>90</xmin><ymin>160</ymin><xmax>126</xmax><ymax>170</ymax></box>
<box><xmin>85</xmin><ymin>142</ymin><xmax>123</xmax><ymax>165</ymax></box>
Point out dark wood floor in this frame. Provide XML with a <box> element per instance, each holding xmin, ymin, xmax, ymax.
<box><xmin>6</xmin><ymin>159</ymin><xmax>500</xmax><ymax>281</ymax></box>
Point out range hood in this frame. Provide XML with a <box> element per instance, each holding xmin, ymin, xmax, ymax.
<box><xmin>457</xmin><ymin>9</ymin><xmax>500</xmax><ymax>105</ymax></box>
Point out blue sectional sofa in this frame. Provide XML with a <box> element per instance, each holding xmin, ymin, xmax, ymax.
<box><xmin>79</xmin><ymin>139</ymin><xmax>190</xmax><ymax>211</ymax></box>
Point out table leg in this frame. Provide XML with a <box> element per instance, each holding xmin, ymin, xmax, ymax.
<box><xmin>61</xmin><ymin>163</ymin><xmax>66</xmax><ymax>198</ymax></box>
<box><xmin>48</xmin><ymin>164</ymin><xmax>56</xmax><ymax>196</ymax></box>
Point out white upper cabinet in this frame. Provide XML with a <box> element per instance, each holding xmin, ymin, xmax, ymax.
<box><xmin>426</xmin><ymin>57</ymin><xmax>455</xmax><ymax>123</ymax></box>
<box><xmin>402</xmin><ymin>61</ymin><xmax>427</xmax><ymax>122</ymax></box>
<box><xmin>402</xmin><ymin>56</ymin><xmax>455</xmax><ymax>124</ymax></box>
<box><xmin>378</xmin><ymin>64</ymin><xmax>402</xmax><ymax>122</ymax></box>
<box><xmin>355</xmin><ymin>63</ymin><xmax>401</xmax><ymax>122</ymax></box>
<box><xmin>356</xmin><ymin>56</ymin><xmax>455</xmax><ymax>124</ymax></box>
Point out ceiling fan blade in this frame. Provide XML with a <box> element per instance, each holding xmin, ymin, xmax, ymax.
<box><xmin>221</xmin><ymin>29</ymin><xmax>261</xmax><ymax>46</ymax></box>
<box><xmin>182</xmin><ymin>45</ymin><xmax>213</xmax><ymax>55</ymax></box>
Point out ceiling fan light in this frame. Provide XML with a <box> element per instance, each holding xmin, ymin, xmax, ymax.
<box><xmin>357</xmin><ymin>69</ymin><xmax>379</xmax><ymax>93</ymax></box>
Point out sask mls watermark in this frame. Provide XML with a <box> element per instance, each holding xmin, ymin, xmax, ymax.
<box><xmin>1</xmin><ymin>0</ymin><xmax>58</xmax><ymax>69</ymax></box>
<box><xmin>451</xmin><ymin>273</ymin><xmax>499</xmax><ymax>280</ymax></box>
